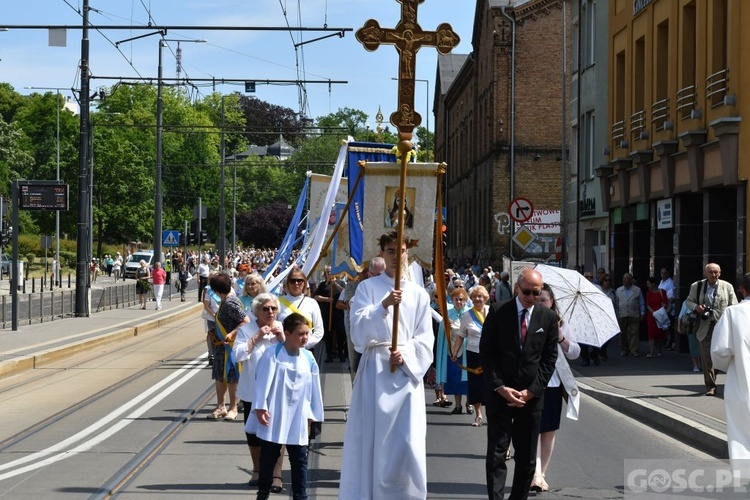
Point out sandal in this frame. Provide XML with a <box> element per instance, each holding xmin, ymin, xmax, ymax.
<box><xmin>271</xmin><ymin>476</ymin><xmax>283</xmax><ymax>493</ymax></box>
<box><xmin>471</xmin><ymin>416</ymin><xmax>484</xmax><ymax>427</ymax></box>
<box><xmin>437</xmin><ymin>398</ymin><xmax>453</xmax><ymax>408</ymax></box>
<box><xmin>224</xmin><ymin>408</ymin><xmax>238</xmax><ymax>420</ymax></box>
<box><xmin>207</xmin><ymin>406</ymin><xmax>227</xmax><ymax>419</ymax></box>
<box><xmin>450</xmin><ymin>405</ymin><xmax>463</xmax><ymax>414</ymax></box>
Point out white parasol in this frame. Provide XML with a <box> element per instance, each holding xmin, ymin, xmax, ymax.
<box><xmin>535</xmin><ymin>264</ymin><xmax>619</xmax><ymax>347</ymax></box>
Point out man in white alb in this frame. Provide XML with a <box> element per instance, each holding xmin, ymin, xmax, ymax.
<box><xmin>339</xmin><ymin>230</ymin><xmax>434</xmax><ymax>500</ymax></box>
<box><xmin>711</xmin><ymin>272</ymin><xmax>750</xmax><ymax>482</ymax></box>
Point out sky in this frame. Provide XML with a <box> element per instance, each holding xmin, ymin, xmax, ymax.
<box><xmin>0</xmin><ymin>0</ymin><xmax>476</xmax><ymax>134</ymax></box>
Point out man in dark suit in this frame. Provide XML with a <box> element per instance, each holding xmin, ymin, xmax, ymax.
<box><xmin>479</xmin><ymin>267</ymin><xmax>559</xmax><ymax>499</ymax></box>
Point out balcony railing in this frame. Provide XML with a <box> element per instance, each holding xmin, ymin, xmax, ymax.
<box><xmin>611</xmin><ymin>119</ymin><xmax>626</xmax><ymax>149</ymax></box>
<box><xmin>651</xmin><ymin>98</ymin><xmax>670</xmax><ymax>131</ymax></box>
<box><xmin>630</xmin><ymin>110</ymin><xmax>647</xmax><ymax>141</ymax></box>
<box><xmin>676</xmin><ymin>84</ymin><xmax>698</xmax><ymax>119</ymax></box>
<box><xmin>706</xmin><ymin>68</ymin><xmax>729</xmax><ymax>107</ymax></box>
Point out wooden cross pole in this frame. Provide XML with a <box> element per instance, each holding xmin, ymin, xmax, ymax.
<box><xmin>356</xmin><ymin>0</ymin><xmax>459</xmax><ymax>372</ymax></box>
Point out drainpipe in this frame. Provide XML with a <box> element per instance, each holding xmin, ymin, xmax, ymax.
<box><xmin>575</xmin><ymin>0</ymin><xmax>583</xmax><ymax>272</ymax></box>
<box><xmin>500</xmin><ymin>5</ymin><xmax>517</xmax><ymax>260</ymax></box>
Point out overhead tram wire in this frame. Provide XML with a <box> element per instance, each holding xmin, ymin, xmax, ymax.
<box><xmin>60</xmin><ymin>1</ymin><xmax>148</xmax><ymax>81</ymax></box>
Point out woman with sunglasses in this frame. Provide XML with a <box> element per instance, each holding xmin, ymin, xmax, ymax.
<box><xmin>207</xmin><ymin>272</ymin><xmax>250</xmax><ymax>422</ymax></box>
<box><xmin>276</xmin><ymin>268</ymin><xmax>324</xmax><ymax>357</ymax></box>
<box><xmin>234</xmin><ymin>293</ymin><xmax>285</xmax><ymax>490</ymax></box>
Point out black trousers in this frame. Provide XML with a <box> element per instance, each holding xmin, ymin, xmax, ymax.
<box><xmin>485</xmin><ymin>402</ymin><xmax>542</xmax><ymax>500</ymax></box>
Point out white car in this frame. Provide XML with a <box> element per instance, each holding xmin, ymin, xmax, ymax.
<box><xmin>0</xmin><ymin>253</ymin><xmax>11</xmax><ymax>277</ymax></box>
<box><xmin>123</xmin><ymin>251</ymin><xmax>164</xmax><ymax>279</ymax></box>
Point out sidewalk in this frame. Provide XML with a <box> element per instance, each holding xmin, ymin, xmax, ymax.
<box><xmin>573</xmin><ymin>343</ymin><xmax>728</xmax><ymax>458</ymax></box>
<box><xmin>0</xmin><ymin>288</ymin><xmax>202</xmax><ymax>378</ymax></box>
<box><xmin>0</xmin><ymin>301</ymin><xmax>731</xmax><ymax>460</ymax></box>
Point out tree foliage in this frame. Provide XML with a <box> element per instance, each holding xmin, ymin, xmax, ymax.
<box><xmin>0</xmin><ymin>80</ymin><xmax>391</xmax><ymax>257</ymax></box>
<box><xmin>236</xmin><ymin>202</ymin><xmax>294</xmax><ymax>248</ymax></box>
<box><xmin>238</xmin><ymin>96</ymin><xmax>304</xmax><ymax>147</ymax></box>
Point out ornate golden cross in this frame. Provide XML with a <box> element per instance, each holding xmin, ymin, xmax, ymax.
<box><xmin>356</xmin><ymin>0</ymin><xmax>460</xmax><ymax>139</ymax></box>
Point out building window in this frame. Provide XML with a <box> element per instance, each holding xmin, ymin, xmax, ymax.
<box><xmin>583</xmin><ymin>111</ymin><xmax>595</xmax><ymax>179</ymax></box>
<box><xmin>708</xmin><ymin>0</ymin><xmax>728</xmax><ymax>106</ymax></box>
<box><xmin>679</xmin><ymin>1</ymin><xmax>697</xmax><ymax>119</ymax></box>
<box><xmin>587</xmin><ymin>0</ymin><xmax>596</xmax><ymax>66</ymax></box>
<box><xmin>634</xmin><ymin>36</ymin><xmax>646</xmax><ymax>112</ymax></box>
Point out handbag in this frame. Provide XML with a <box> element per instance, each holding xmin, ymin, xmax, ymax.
<box><xmin>652</xmin><ymin>306</ymin><xmax>671</xmax><ymax>330</ymax></box>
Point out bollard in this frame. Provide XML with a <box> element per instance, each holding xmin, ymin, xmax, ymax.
<box><xmin>32</xmin><ymin>277</ymin><xmax>36</xmax><ymax>294</ymax></box>
<box><xmin>68</xmin><ymin>273</ymin><xmax>71</xmax><ymax>288</ymax></box>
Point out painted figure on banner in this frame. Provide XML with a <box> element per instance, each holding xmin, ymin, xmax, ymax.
<box><xmin>385</xmin><ymin>186</ymin><xmax>415</xmax><ymax>228</ymax></box>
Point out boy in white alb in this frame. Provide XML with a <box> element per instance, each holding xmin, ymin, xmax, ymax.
<box><xmin>253</xmin><ymin>313</ymin><xmax>324</xmax><ymax>500</ymax></box>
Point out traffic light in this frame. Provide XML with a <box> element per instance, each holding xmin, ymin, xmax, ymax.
<box><xmin>199</xmin><ymin>230</ymin><xmax>208</xmax><ymax>245</ymax></box>
<box><xmin>187</xmin><ymin>232</ymin><xmax>196</xmax><ymax>245</ymax></box>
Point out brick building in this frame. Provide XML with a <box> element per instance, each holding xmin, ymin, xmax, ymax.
<box><xmin>434</xmin><ymin>0</ymin><xmax>568</xmax><ymax>267</ymax></box>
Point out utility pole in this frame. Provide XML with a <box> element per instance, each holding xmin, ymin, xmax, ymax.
<box><xmin>219</xmin><ymin>97</ymin><xmax>226</xmax><ymax>269</ymax></box>
<box><xmin>75</xmin><ymin>0</ymin><xmax>91</xmax><ymax>317</ymax></box>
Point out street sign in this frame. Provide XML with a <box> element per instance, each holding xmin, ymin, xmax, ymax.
<box><xmin>245</xmin><ymin>81</ymin><xmax>256</xmax><ymax>93</ymax></box>
<box><xmin>162</xmin><ymin>230</ymin><xmax>180</xmax><ymax>247</ymax></box>
<box><xmin>512</xmin><ymin>225</ymin><xmax>537</xmax><ymax>251</ymax></box>
<box><xmin>508</xmin><ymin>197</ymin><xmax>534</xmax><ymax>223</ymax></box>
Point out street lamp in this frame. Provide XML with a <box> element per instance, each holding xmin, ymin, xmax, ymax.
<box><xmin>155</xmin><ymin>37</ymin><xmax>206</xmax><ymax>266</ymax></box>
<box><xmin>25</xmin><ymin>86</ymin><xmax>68</xmax><ymax>287</ymax></box>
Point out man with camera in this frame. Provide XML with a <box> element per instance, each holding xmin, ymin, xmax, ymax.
<box><xmin>685</xmin><ymin>263</ymin><xmax>738</xmax><ymax>396</ymax></box>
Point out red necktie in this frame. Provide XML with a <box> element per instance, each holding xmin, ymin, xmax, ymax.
<box><xmin>520</xmin><ymin>309</ymin><xmax>528</xmax><ymax>346</ymax></box>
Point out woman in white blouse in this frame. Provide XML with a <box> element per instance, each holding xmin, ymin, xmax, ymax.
<box><xmin>531</xmin><ymin>283</ymin><xmax>580</xmax><ymax>492</ymax></box>
<box><xmin>452</xmin><ymin>285</ymin><xmax>490</xmax><ymax>427</ymax></box>
<box><xmin>233</xmin><ymin>293</ymin><xmax>284</xmax><ymax>489</ymax></box>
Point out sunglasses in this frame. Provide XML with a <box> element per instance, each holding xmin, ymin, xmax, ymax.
<box><xmin>288</xmin><ymin>278</ymin><xmax>305</xmax><ymax>285</ymax></box>
<box><xmin>262</xmin><ymin>306</ymin><xmax>278</xmax><ymax>312</ymax></box>
<box><xmin>518</xmin><ymin>287</ymin><xmax>542</xmax><ymax>297</ymax></box>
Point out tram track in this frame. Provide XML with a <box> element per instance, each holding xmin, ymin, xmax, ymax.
<box><xmin>91</xmin><ymin>385</ymin><xmax>215</xmax><ymax>500</ymax></box>
<box><xmin>0</xmin><ymin>332</ymin><xmax>206</xmax><ymax>451</ymax></box>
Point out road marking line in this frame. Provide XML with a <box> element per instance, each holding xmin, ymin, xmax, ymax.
<box><xmin>0</xmin><ymin>353</ymin><xmax>207</xmax><ymax>480</ymax></box>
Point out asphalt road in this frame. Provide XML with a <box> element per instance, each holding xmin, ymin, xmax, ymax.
<box><xmin>0</xmin><ymin>312</ymin><xmax>715</xmax><ymax>499</ymax></box>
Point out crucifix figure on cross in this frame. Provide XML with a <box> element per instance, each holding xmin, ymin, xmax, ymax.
<box><xmin>356</xmin><ymin>0</ymin><xmax>460</xmax><ymax>372</ymax></box>
<box><xmin>356</xmin><ymin>0</ymin><xmax>460</xmax><ymax>137</ymax></box>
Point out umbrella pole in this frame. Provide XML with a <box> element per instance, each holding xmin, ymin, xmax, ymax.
<box><xmin>390</xmin><ymin>139</ymin><xmax>411</xmax><ymax>373</ymax></box>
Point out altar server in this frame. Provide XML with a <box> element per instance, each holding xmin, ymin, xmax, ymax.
<box><xmin>711</xmin><ymin>272</ymin><xmax>750</xmax><ymax>482</ymax></box>
<box><xmin>339</xmin><ymin>230</ymin><xmax>434</xmax><ymax>500</ymax></box>
<box><xmin>253</xmin><ymin>313</ymin><xmax>324</xmax><ymax>500</ymax></box>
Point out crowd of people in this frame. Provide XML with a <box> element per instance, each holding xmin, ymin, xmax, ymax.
<box><xmin>189</xmin><ymin>240</ymin><xmax>750</xmax><ymax>499</ymax></box>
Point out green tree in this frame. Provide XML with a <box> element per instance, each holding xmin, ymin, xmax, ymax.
<box><xmin>0</xmin><ymin>83</ymin><xmax>25</xmax><ymax>124</ymax></box>
<box><xmin>195</xmin><ymin>92</ymin><xmax>247</xmax><ymax>156</ymax></box>
<box><xmin>414</xmin><ymin>125</ymin><xmax>434</xmax><ymax>162</ymax></box>
<box><xmin>238</xmin><ymin>96</ymin><xmax>304</xmax><ymax>147</ymax></box>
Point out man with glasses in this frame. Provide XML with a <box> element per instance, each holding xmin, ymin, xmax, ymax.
<box><xmin>479</xmin><ymin>267</ymin><xmax>559</xmax><ymax>499</ymax></box>
<box><xmin>686</xmin><ymin>263</ymin><xmax>738</xmax><ymax>396</ymax></box>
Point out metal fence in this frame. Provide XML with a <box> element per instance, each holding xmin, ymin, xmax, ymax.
<box><xmin>0</xmin><ymin>283</ymin><xmax>140</xmax><ymax>329</ymax></box>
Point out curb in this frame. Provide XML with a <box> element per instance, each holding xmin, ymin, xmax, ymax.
<box><xmin>0</xmin><ymin>304</ymin><xmax>202</xmax><ymax>380</ymax></box>
<box><xmin>577</xmin><ymin>380</ymin><xmax>728</xmax><ymax>459</ymax></box>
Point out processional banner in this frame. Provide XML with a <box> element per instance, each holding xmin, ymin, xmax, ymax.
<box><xmin>309</xmin><ymin>173</ymin><xmax>352</xmax><ymax>277</ymax></box>
<box><xmin>348</xmin><ymin>161</ymin><xmax>439</xmax><ymax>269</ymax></box>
